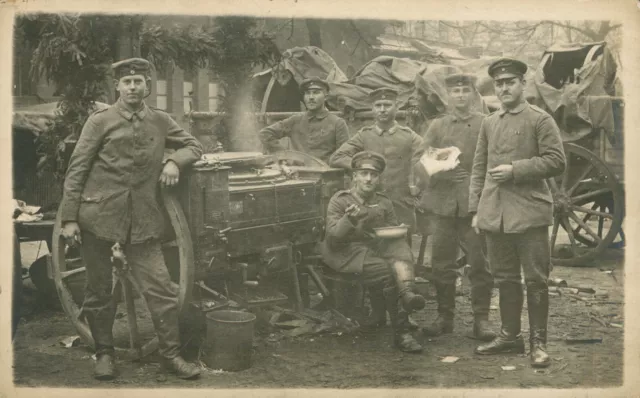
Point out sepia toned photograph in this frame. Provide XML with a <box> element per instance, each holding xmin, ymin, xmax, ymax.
<box><xmin>6</xmin><ymin>4</ymin><xmax>634</xmax><ymax>393</ymax></box>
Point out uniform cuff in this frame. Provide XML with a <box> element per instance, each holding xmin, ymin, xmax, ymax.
<box><xmin>333</xmin><ymin>214</ymin><xmax>356</xmax><ymax>239</ymax></box>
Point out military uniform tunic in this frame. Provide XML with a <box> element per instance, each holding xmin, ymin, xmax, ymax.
<box><xmin>469</xmin><ymin>102</ymin><xmax>565</xmax><ymax>233</ymax></box>
<box><xmin>329</xmin><ymin>122</ymin><xmax>424</xmax><ymax>231</ymax></box>
<box><xmin>420</xmin><ymin>112</ymin><xmax>485</xmax><ymax>217</ymax></box>
<box><xmin>259</xmin><ymin>108</ymin><xmax>350</xmax><ymax>164</ymax></box>
<box><xmin>321</xmin><ymin>190</ymin><xmax>413</xmax><ymax>282</ymax></box>
<box><xmin>60</xmin><ymin>100</ymin><xmax>203</xmax><ymax>243</ymax></box>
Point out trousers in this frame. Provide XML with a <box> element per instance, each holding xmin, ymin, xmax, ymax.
<box><xmin>80</xmin><ymin>231</ymin><xmax>181</xmax><ymax>359</ymax></box>
<box><xmin>431</xmin><ymin>215</ymin><xmax>493</xmax><ymax>315</ymax></box>
<box><xmin>485</xmin><ymin>226</ymin><xmax>551</xmax><ymax>285</ymax></box>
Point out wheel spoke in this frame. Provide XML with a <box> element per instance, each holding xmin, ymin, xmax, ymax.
<box><xmin>568</xmin><ymin>212</ymin><xmax>603</xmax><ymax>244</ymax></box>
<box><xmin>550</xmin><ymin>217</ymin><xmax>560</xmax><ymax>253</ymax></box>
<box><xmin>597</xmin><ymin>206</ymin><xmax>605</xmax><ymax>238</ymax></box>
<box><xmin>561</xmin><ymin>151</ymin><xmax>572</xmax><ymax>191</ymax></box>
<box><xmin>60</xmin><ymin>267</ymin><xmax>86</xmax><ymax>280</ymax></box>
<box><xmin>570</xmin><ymin>204</ymin><xmax>614</xmax><ymax>219</ymax></box>
<box><xmin>571</xmin><ymin>188</ymin><xmax>612</xmax><ymax>204</ymax></box>
<box><xmin>561</xmin><ymin>216</ymin><xmax>578</xmax><ymax>255</ymax></box>
<box><xmin>567</xmin><ymin>164</ymin><xmax>594</xmax><ymax>196</ymax></box>
<box><xmin>548</xmin><ymin>177</ymin><xmax>560</xmax><ymax>194</ymax></box>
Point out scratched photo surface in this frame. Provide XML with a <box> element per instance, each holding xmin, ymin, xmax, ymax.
<box><xmin>4</xmin><ymin>2</ymin><xmax>638</xmax><ymax>395</ymax></box>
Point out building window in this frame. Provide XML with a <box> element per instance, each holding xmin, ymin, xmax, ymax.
<box><xmin>208</xmin><ymin>82</ymin><xmax>221</xmax><ymax>111</ymax></box>
<box><xmin>156</xmin><ymin>79</ymin><xmax>168</xmax><ymax>110</ymax></box>
<box><xmin>183</xmin><ymin>81</ymin><xmax>194</xmax><ymax>113</ymax></box>
<box><xmin>13</xmin><ymin>42</ymin><xmax>35</xmax><ymax>97</ymax></box>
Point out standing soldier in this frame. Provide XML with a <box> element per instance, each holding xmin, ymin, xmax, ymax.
<box><xmin>469</xmin><ymin>58</ymin><xmax>565</xmax><ymax>368</ymax></box>
<box><xmin>321</xmin><ymin>151</ymin><xmax>425</xmax><ymax>353</ymax></box>
<box><xmin>420</xmin><ymin>74</ymin><xmax>495</xmax><ymax>341</ymax></box>
<box><xmin>59</xmin><ymin>58</ymin><xmax>204</xmax><ymax>380</ymax></box>
<box><xmin>259</xmin><ymin>77</ymin><xmax>350</xmax><ymax>165</ymax></box>
<box><xmin>329</xmin><ymin>88</ymin><xmax>424</xmax><ymax>329</ymax></box>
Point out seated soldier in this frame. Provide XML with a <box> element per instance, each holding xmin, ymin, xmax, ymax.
<box><xmin>320</xmin><ymin>151</ymin><xmax>425</xmax><ymax>353</ymax></box>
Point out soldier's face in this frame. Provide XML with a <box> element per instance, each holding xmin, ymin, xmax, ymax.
<box><xmin>353</xmin><ymin>169</ymin><xmax>380</xmax><ymax>195</ymax></box>
<box><xmin>448</xmin><ymin>85</ymin><xmax>473</xmax><ymax>111</ymax></box>
<box><xmin>303</xmin><ymin>88</ymin><xmax>326</xmax><ymax>111</ymax></box>
<box><xmin>115</xmin><ymin>74</ymin><xmax>148</xmax><ymax>106</ymax></box>
<box><xmin>373</xmin><ymin>99</ymin><xmax>397</xmax><ymax>123</ymax></box>
<box><xmin>494</xmin><ymin>76</ymin><xmax>525</xmax><ymax>107</ymax></box>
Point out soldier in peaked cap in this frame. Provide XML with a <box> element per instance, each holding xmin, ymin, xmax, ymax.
<box><xmin>418</xmin><ymin>72</ymin><xmax>495</xmax><ymax>341</ymax></box>
<box><xmin>330</xmin><ymin>88</ymin><xmax>424</xmax><ymax>335</ymax></box>
<box><xmin>59</xmin><ymin>58</ymin><xmax>203</xmax><ymax>381</ymax></box>
<box><xmin>488</xmin><ymin>57</ymin><xmax>528</xmax><ymax>79</ymax></box>
<box><xmin>469</xmin><ymin>57</ymin><xmax>565</xmax><ymax>367</ymax></box>
<box><xmin>321</xmin><ymin>151</ymin><xmax>425</xmax><ymax>353</ymax></box>
<box><xmin>259</xmin><ymin>76</ymin><xmax>349</xmax><ymax>164</ymax></box>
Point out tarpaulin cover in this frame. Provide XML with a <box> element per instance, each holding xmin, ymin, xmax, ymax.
<box><xmin>326</xmin><ymin>56</ymin><xmax>488</xmax><ymax>116</ymax></box>
<box><xmin>12</xmin><ymin>101</ymin><xmax>110</xmax><ymax>134</ymax></box>
<box><xmin>529</xmin><ymin>42</ymin><xmax>617</xmax><ymax>142</ymax></box>
<box><xmin>252</xmin><ymin>46</ymin><xmax>348</xmax><ymax>112</ymax></box>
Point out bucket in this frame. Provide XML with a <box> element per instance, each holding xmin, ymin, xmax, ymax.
<box><xmin>204</xmin><ymin>310</ymin><xmax>256</xmax><ymax>371</ymax></box>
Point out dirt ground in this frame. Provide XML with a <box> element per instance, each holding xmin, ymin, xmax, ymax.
<box><xmin>12</xmin><ymin>239</ymin><xmax>624</xmax><ymax>389</ymax></box>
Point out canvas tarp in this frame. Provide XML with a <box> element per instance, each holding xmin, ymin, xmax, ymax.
<box><xmin>529</xmin><ymin>42</ymin><xmax>617</xmax><ymax>142</ymax></box>
<box><xmin>12</xmin><ymin>101</ymin><xmax>110</xmax><ymax>135</ymax></box>
<box><xmin>252</xmin><ymin>46</ymin><xmax>348</xmax><ymax>112</ymax></box>
<box><xmin>326</xmin><ymin>56</ymin><xmax>488</xmax><ymax>116</ymax></box>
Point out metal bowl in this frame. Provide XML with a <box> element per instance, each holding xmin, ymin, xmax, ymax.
<box><xmin>373</xmin><ymin>225</ymin><xmax>408</xmax><ymax>239</ymax></box>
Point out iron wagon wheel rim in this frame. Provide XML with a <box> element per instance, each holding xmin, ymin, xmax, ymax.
<box><xmin>571</xmin><ymin>194</ymin><xmax>625</xmax><ymax>249</ymax></box>
<box><xmin>51</xmin><ymin>189</ymin><xmax>195</xmax><ymax>353</ymax></box>
<box><xmin>549</xmin><ymin>143</ymin><xmax>624</xmax><ymax>267</ymax></box>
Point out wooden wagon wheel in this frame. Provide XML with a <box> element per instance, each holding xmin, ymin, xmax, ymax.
<box><xmin>51</xmin><ymin>189</ymin><xmax>195</xmax><ymax>358</ymax></box>
<box><xmin>548</xmin><ymin>143</ymin><xmax>624</xmax><ymax>267</ymax></box>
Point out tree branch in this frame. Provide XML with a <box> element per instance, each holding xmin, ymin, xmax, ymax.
<box><xmin>349</xmin><ymin>20</ymin><xmax>374</xmax><ymax>49</ymax></box>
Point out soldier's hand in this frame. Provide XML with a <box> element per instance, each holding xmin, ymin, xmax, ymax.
<box><xmin>471</xmin><ymin>214</ymin><xmax>480</xmax><ymax>235</ymax></box>
<box><xmin>160</xmin><ymin>160</ymin><xmax>180</xmax><ymax>187</ymax></box>
<box><xmin>488</xmin><ymin>164</ymin><xmax>514</xmax><ymax>183</ymax></box>
<box><xmin>345</xmin><ymin>204</ymin><xmax>366</xmax><ymax>222</ymax></box>
<box><xmin>61</xmin><ymin>221</ymin><xmax>82</xmax><ymax>246</ymax></box>
<box><xmin>451</xmin><ymin>167</ymin><xmax>469</xmax><ymax>183</ymax></box>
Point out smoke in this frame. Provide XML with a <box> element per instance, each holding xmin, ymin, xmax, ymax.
<box><xmin>228</xmin><ymin>81</ymin><xmax>263</xmax><ymax>152</ymax></box>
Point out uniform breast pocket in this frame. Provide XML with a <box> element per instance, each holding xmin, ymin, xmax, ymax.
<box><xmin>493</xmin><ymin>129</ymin><xmax>523</xmax><ymax>155</ymax></box>
<box><xmin>308</xmin><ymin>128</ymin><xmax>330</xmax><ymax>147</ymax></box>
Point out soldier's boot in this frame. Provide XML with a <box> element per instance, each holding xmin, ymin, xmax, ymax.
<box><xmin>475</xmin><ymin>282</ymin><xmax>525</xmax><ymax>355</ymax></box>
<box><xmin>94</xmin><ymin>351</ymin><xmax>116</xmax><ymax>381</ymax></box>
<box><xmin>471</xmin><ymin>284</ymin><xmax>496</xmax><ymax>341</ymax></box>
<box><xmin>391</xmin><ymin>261</ymin><xmax>426</xmax><ymax>312</ymax></box>
<box><xmin>384</xmin><ymin>286</ymin><xmax>423</xmax><ymax>353</ymax></box>
<box><xmin>85</xmin><ymin>310</ymin><xmax>118</xmax><ymax>380</ymax></box>
<box><xmin>423</xmin><ymin>282</ymin><xmax>454</xmax><ymax>336</ymax></box>
<box><xmin>163</xmin><ymin>356</ymin><xmax>201</xmax><ymax>379</ymax></box>
<box><xmin>360</xmin><ymin>286</ymin><xmax>387</xmax><ymax>330</ymax></box>
<box><xmin>527</xmin><ymin>282</ymin><xmax>551</xmax><ymax>368</ymax></box>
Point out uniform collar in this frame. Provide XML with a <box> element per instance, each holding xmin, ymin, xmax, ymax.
<box><xmin>115</xmin><ymin>99</ymin><xmax>148</xmax><ymax>121</ymax></box>
<box><xmin>450</xmin><ymin>111</ymin><xmax>474</xmax><ymax>122</ymax></box>
<box><xmin>498</xmin><ymin>101</ymin><xmax>528</xmax><ymax>116</ymax></box>
<box><xmin>307</xmin><ymin>107</ymin><xmax>329</xmax><ymax>120</ymax></box>
<box><xmin>349</xmin><ymin>189</ymin><xmax>379</xmax><ymax>205</ymax></box>
<box><xmin>374</xmin><ymin>121</ymin><xmax>399</xmax><ymax>136</ymax></box>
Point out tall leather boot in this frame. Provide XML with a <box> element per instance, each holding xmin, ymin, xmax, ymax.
<box><xmin>391</xmin><ymin>261</ymin><xmax>426</xmax><ymax>312</ymax></box>
<box><xmin>475</xmin><ymin>282</ymin><xmax>525</xmax><ymax>355</ymax></box>
<box><xmin>84</xmin><ymin>311</ymin><xmax>117</xmax><ymax>380</ymax></box>
<box><xmin>471</xmin><ymin>284</ymin><xmax>496</xmax><ymax>341</ymax></box>
<box><xmin>383</xmin><ymin>287</ymin><xmax>422</xmax><ymax>353</ymax></box>
<box><xmin>361</xmin><ymin>286</ymin><xmax>387</xmax><ymax>330</ymax></box>
<box><xmin>423</xmin><ymin>281</ymin><xmax>454</xmax><ymax>336</ymax></box>
<box><xmin>527</xmin><ymin>282</ymin><xmax>551</xmax><ymax>368</ymax></box>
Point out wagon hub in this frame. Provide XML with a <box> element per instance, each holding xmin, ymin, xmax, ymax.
<box><xmin>554</xmin><ymin>192</ymin><xmax>571</xmax><ymax>214</ymax></box>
